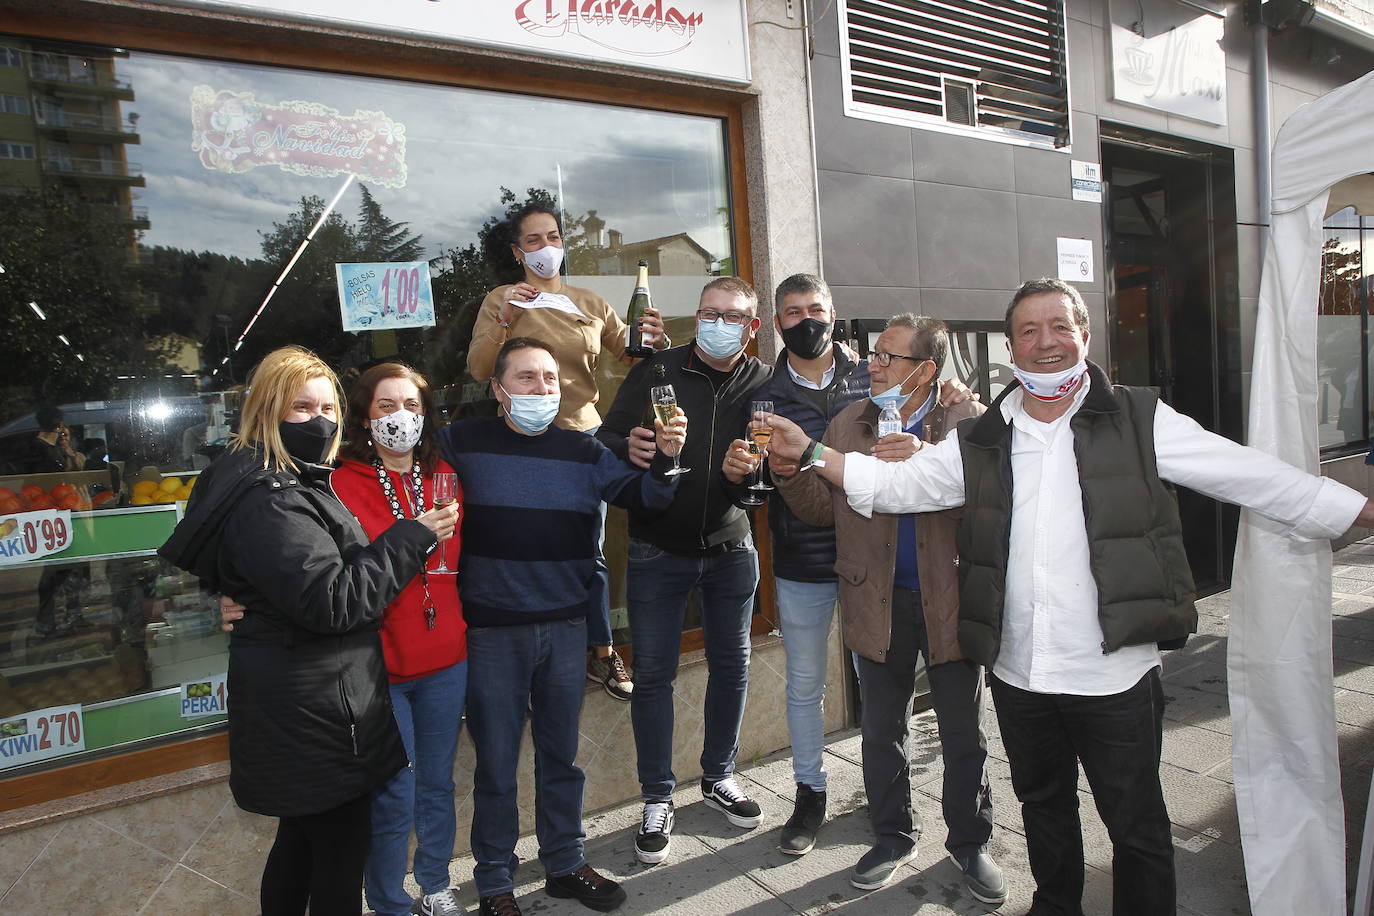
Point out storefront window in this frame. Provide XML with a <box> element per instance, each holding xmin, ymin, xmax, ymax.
<box><xmin>0</xmin><ymin>35</ymin><xmax>734</xmax><ymax>775</ymax></box>
<box><xmin>1317</xmin><ymin>208</ymin><xmax>1371</xmax><ymax>454</ymax></box>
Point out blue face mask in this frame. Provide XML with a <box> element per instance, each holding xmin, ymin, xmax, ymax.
<box><xmin>695</xmin><ymin>317</ymin><xmax>747</xmax><ymax>359</ymax></box>
<box><xmin>499</xmin><ymin>384</ymin><xmax>560</xmax><ymax>435</ymax></box>
<box><xmin>868</xmin><ymin>365</ymin><xmax>920</xmax><ymax>411</ymax></box>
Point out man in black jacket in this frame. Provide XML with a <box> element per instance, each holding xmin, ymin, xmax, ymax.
<box><xmin>720</xmin><ymin>273</ymin><xmax>869</xmax><ymax>854</ymax></box>
<box><xmin>597</xmin><ymin>277</ymin><xmax>772</xmax><ymax>866</ymax></box>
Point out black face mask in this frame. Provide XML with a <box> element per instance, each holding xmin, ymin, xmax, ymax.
<box><xmin>780</xmin><ymin>317</ymin><xmax>833</xmax><ymax>361</ymax></box>
<box><xmin>278</xmin><ymin>416</ymin><xmax>338</xmax><ymax>465</ymax></box>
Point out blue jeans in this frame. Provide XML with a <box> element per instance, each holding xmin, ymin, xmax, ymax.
<box><xmin>364</xmin><ymin>661</ymin><xmax>467</xmax><ymax>916</ymax></box>
<box><xmin>466</xmin><ymin>619</ymin><xmax>588</xmax><ymax>896</ymax></box>
<box><xmin>774</xmin><ymin>577</ymin><xmax>838</xmax><ymax>792</ymax></box>
<box><xmin>627</xmin><ymin>536</ymin><xmax>759</xmax><ymax>802</ymax></box>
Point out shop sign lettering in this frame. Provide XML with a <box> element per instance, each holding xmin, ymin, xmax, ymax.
<box><xmin>190</xmin><ymin>87</ymin><xmax>408</xmax><ymax>187</ymax></box>
<box><xmin>180</xmin><ymin>673</ymin><xmax>228</xmax><ymax>719</ymax></box>
<box><xmin>0</xmin><ymin>705</ymin><xmax>85</xmax><ymax>770</ymax></box>
<box><xmin>514</xmin><ymin>0</ymin><xmax>705</xmax><ymax>56</ymax></box>
<box><xmin>1110</xmin><ymin>13</ymin><xmax>1227</xmax><ymax>126</ymax></box>
<box><xmin>0</xmin><ymin>509</ymin><xmax>73</xmax><ymax>566</ymax></box>
<box><xmin>149</xmin><ymin>1</ymin><xmax>749</xmax><ymax>83</ymax></box>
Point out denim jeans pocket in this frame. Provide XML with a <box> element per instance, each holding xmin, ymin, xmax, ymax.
<box><xmin>628</xmin><ymin>538</ymin><xmax>666</xmax><ymax>562</ymax></box>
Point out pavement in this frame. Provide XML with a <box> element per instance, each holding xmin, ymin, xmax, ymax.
<box><xmin>421</xmin><ymin>537</ymin><xmax>1374</xmax><ymax>915</ymax></box>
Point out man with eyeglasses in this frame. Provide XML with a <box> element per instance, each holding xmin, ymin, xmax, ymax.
<box><xmin>597</xmin><ymin>277</ymin><xmax>773</xmax><ymax>866</ymax></box>
<box><xmin>753</xmin><ymin>313</ymin><xmax>1004</xmax><ymax>904</ymax></box>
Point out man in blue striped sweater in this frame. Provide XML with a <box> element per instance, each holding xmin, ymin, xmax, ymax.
<box><xmin>437</xmin><ymin>338</ymin><xmax>685</xmax><ymax>916</ymax></box>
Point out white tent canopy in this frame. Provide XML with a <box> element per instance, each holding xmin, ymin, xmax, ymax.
<box><xmin>1232</xmin><ymin>69</ymin><xmax>1374</xmax><ymax>916</ymax></box>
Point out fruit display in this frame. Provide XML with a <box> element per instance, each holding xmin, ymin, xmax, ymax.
<box><xmin>0</xmin><ymin>483</ymin><xmax>98</xmax><ymax>513</ymax></box>
<box><xmin>130</xmin><ymin>475</ymin><xmax>197</xmax><ymax>506</ymax></box>
<box><xmin>0</xmin><ymin>645</ymin><xmax>147</xmax><ymax>718</ymax></box>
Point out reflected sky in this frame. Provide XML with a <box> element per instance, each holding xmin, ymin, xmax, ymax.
<box><xmin>118</xmin><ymin>49</ymin><xmax>732</xmax><ymax>267</ymax></box>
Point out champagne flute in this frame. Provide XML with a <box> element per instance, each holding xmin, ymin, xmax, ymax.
<box><xmin>650</xmin><ymin>384</ymin><xmax>690</xmax><ymax>476</ymax></box>
<box><xmin>749</xmin><ymin>400</ymin><xmax>774</xmax><ymax>493</ymax></box>
<box><xmin>431</xmin><ymin>472</ymin><xmax>457</xmax><ymax>574</ymax></box>
<box><xmin>737</xmin><ymin>440</ymin><xmax>767</xmax><ymax>508</ymax></box>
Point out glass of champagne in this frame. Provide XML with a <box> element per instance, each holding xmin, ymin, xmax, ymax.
<box><xmin>749</xmin><ymin>400</ymin><xmax>774</xmax><ymax>493</ymax></box>
<box><xmin>650</xmin><ymin>384</ymin><xmax>690</xmax><ymax>476</ymax></box>
<box><xmin>431</xmin><ymin>472</ymin><xmax>458</xmax><ymax>574</ymax></box>
<box><xmin>737</xmin><ymin>439</ymin><xmax>767</xmax><ymax>508</ymax></box>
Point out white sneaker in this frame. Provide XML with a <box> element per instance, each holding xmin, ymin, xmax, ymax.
<box><xmin>417</xmin><ymin>887</ymin><xmax>464</xmax><ymax>916</ymax></box>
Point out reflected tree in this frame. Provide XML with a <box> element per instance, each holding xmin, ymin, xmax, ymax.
<box><xmin>0</xmin><ymin>186</ymin><xmax>176</xmax><ymax>425</ymax></box>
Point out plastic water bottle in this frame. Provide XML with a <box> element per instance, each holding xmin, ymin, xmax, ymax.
<box><xmin>877</xmin><ymin>403</ymin><xmax>902</xmax><ymax>439</ymax></box>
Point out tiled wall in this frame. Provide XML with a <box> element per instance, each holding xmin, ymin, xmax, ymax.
<box><xmin>0</xmin><ymin>636</ymin><xmax>849</xmax><ymax>912</ymax></box>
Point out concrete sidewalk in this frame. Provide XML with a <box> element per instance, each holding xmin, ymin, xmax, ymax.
<box><xmin>428</xmin><ymin>537</ymin><xmax>1374</xmax><ymax>915</ymax></box>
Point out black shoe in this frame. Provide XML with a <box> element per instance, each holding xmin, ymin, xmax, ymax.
<box><xmin>950</xmin><ymin>850</ymin><xmax>1007</xmax><ymax>905</ymax></box>
<box><xmin>635</xmin><ymin>801</ymin><xmax>674</xmax><ymax>864</ymax></box>
<box><xmin>850</xmin><ymin>843</ymin><xmax>917</xmax><ymax>890</ymax></box>
<box><xmin>701</xmin><ymin>775</ymin><xmax>762</xmax><ymax>828</ymax></box>
<box><xmin>545</xmin><ymin>863</ymin><xmax>627</xmax><ymax>912</ymax></box>
<box><xmin>477</xmin><ymin>893</ymin><xmax>521</xmax><ymax>916</ymax></box>
<box><xmin>778</xmin><ymin>783</ymin><xmax>826</xmax><ymax>855</ymax></box>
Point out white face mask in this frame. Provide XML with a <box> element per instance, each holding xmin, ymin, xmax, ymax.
<box><xmin>369</xmin><ymin>408</ymin><xmax>424</xmax><ymax>454</ymax></box>
<box><xmin>1012</xmin><ymin>359</ymin><xmax>1088</xmax><ymax>402</ymax></box>
<box><xmin>521</xmin><ymin>245</ymin><xmax>564</xmax><ymax>280</ymax></box>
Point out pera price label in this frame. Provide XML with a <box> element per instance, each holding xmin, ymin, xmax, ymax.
<box><xmin>0</xmin><ymin>704</ymin><xmax>85</xmax><ymax>770</ymax></box>
<box><xmin>0</xmin><ymin>510</ymin><xmax>73</xmax><ymax>565</ymax></box>
<box><xmin>180</xmin><ymin>672</ymin><xmax>229</xmax><ymax>719</ymax></box>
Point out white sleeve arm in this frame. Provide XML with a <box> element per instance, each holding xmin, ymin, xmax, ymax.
<box><xmin>842</xmin><ymin>430</ymin><xmax>967</xmax><ymax>518</ymax></box>
<box><xmin>1153</xmin><ymin>401</ymin><xmax>1365</xmax><ymax>541</ymax></box>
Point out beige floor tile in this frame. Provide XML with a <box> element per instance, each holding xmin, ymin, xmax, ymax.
<box><xmin>141</xmin><ymin>864</ymin><xmax>258</xmax><ymax>915</ymax></box>
<box><xmin>95</xmin><ymin>780</ymin><xmax>230</xmax><ymax>861</ymax></box>
<box><xmin>0</xmin><ymin>821</ymin><xmax>61</xmax><ymax>897</ymax></box>
<box><xmin>180</xmin><ymin>800</ymin><xmax>277</xmax><ymax>898</ymax></box>
<box><xmin>2</xmin><ymin>817</ymin><xmax>173</xmax><ymax>913</ymax></box>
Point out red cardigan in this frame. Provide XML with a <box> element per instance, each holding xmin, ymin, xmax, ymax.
<box><xmin>331</xmin><ymin>457</ymin><xmax>466</xmax><ymax>683</ymax></box>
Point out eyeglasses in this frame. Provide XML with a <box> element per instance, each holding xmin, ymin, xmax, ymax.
<box><xmin>872</xmin><ymin>351</ymin><xmax>929</xmax><ymax>367</ymax></box>
<box><xmin>696</xmin><ymin>309</ymin><xmax>754</xmax><ymax>325</ymax></box>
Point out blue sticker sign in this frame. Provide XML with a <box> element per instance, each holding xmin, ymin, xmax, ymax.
<box><xmin>336</xmin><ymin>262</ymin><xmax>436</xmax><ymax>332</ymax></box>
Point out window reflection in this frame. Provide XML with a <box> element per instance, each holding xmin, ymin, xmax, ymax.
<box><xmin>0</xmin><ymin>34</ymin><xmax>734</xmax><ymax>769</ymax></box>
<box><xmin>1318</xmin><ymin>216</ymin><xmax>1369</xmax><ymax>452</ymax></box>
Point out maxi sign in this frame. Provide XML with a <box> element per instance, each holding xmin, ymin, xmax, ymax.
<box><xmin>156</xmin><ymin>0</ymin><xmax>750</xmax><ymax>83</ymax></box>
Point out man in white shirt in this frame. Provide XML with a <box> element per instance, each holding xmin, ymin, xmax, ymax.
<box><xmin>763</xmin><ymin>278</ymin><xmax>1374</xmax><ymax>916</ymax></box>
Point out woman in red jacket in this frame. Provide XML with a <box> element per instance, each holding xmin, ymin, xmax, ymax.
<box><xmin>332</xmin><ymin>363</ymin><xmax>467</xmax><ymax>916</ymax></box>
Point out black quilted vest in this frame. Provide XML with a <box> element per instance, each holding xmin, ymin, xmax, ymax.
<box><xmin>955</xmin><ymin>362</ymin><xmax>1197</xmax><ymax>667</ymax></box>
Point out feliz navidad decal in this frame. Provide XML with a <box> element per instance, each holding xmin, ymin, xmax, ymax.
<box><xmin>190</xmin><ymin>87</ymin><xmax>408</xmax><ymax>187</ymax></box>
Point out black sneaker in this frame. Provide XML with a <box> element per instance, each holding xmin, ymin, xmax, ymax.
<box><xmin>701</xmin><ymin>775</ymin><xmax>762</xmax><ymax>829</ymax></box>
<box><xmin>635</xmin><ymin>801</ymin><xmax>674</xmax><ymax>864</ymax></box>
<box><xmin>545</xmin><ymin>863</ymin><xmax>627</xmax><ymax>912</ymax></box>
<box><xmin>477</xmin><ymin>893</ymin><xmax>521</xmax><ymax>916</ymax></box>
<box><xmin>778</xmin><ymin>783</ymin><xmax>826</xmax><ymax>855</ymax></box>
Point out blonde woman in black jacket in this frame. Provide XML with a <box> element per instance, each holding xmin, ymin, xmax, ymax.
<box><xmin>160</xmin><ymin>346</ymin><xmax>458</xmax><ymax>916</ymax></box>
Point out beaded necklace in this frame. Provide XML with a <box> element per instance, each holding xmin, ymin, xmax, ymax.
<box><xmin>372</xmin><ymin>455</ymin><xmax>437</xmax><ymax>629</ymax></box>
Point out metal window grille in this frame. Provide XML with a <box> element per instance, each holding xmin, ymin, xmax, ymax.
<box><xmin>840</xmin><ymin>0</ymin><xmax>1071</xmax><ymax>147</ymax></box>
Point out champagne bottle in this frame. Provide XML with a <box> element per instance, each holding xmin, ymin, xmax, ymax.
<box><xmin>624</xmin><ymin>259</ymin><xmax>654</xmax><ymax>358</ymax></box>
